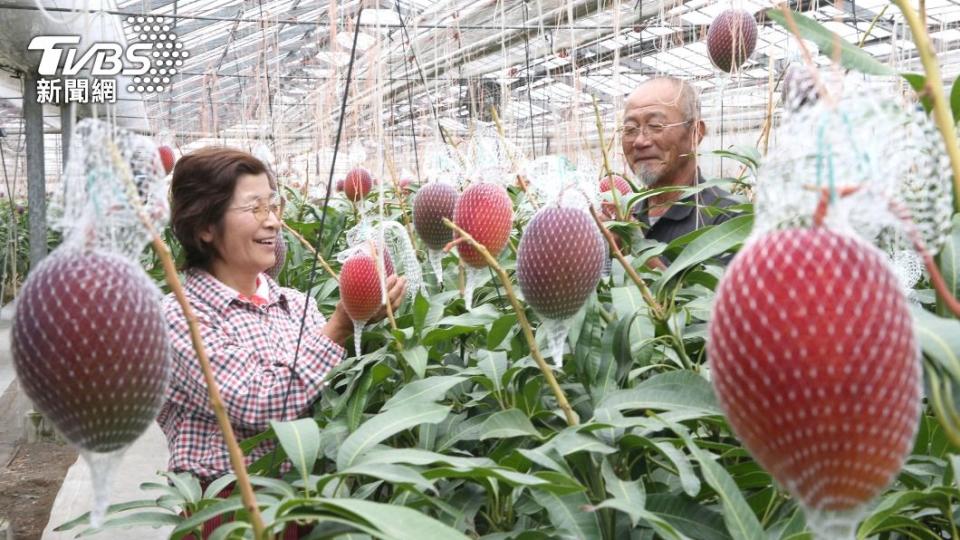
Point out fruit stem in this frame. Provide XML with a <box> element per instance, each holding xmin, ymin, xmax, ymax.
<box><xmin>382</xmin><ymin>147</ymin><xmax>418</xmax><ymax>248</ymax></box>
<box><xmin>442</xmin><ymin>218</ymin><xmax>579</xmax><ymax>426</ymax></box>
<box><xmin>282</xmin><ymin>222</ymin><xmax>339</xmax><ymax>282</ymax></box>
<box><xmin>111</xmin><ymin>143</ymin><xmax>268</xmax><ymax>540</ymax></box>
<box><xmin>890</xmin><ymin>0</ymin><xmax>960</xmax><ymax>212</ymax></box>
<box><xmin>588</xmin><ymin>206</ymin><xmax>666</xmax><ymax>320</ymax></box>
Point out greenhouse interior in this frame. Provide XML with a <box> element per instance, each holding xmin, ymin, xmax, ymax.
<box><xmin>1</xmin><ymin>0</ymin><xmax>960</xmax><ymax>538</ymax></box>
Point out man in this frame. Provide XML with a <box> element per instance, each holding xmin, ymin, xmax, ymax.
<box><xmin>623</xmin><ymin>76</ymin><xmax>736</xmax><ymax>245</ymax></box>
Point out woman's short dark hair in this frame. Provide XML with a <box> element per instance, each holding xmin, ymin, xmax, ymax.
<box><xmin>170</xmin><ymin>147</ymin><xmax>275</xmax><ymax>270</ymax></box>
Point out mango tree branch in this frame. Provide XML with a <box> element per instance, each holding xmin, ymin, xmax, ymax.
<box><xmin>442</xmin><ymin>218</ymin><xmax>578</xmax><ymax>426</ymax></box>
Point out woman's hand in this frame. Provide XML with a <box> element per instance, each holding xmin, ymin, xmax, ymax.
<box><xmin>322</xmin><ymin>275</ymin><xmax>408</xmax><ymax>346</ymax></box>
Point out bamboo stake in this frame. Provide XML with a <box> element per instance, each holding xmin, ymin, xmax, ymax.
<box><xmin>442</xmin><ymin>218</ymin><xmax>578</xmax><ymax>426</ymax></box>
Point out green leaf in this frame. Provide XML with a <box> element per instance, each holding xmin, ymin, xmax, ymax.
<box><xmin>172</xmin><ymin>498</ymin><xmax>246</xmax><ymax>537</ymax></box>
<box><xmin>381</xmin><ymin>375</ymin><xmax>465</xmax><ymax>411</ymax></box>
<box><xmin>937</xmin><ymin>214</ymin><xmax>960</xmax><ymax>317</ymax></box>
<box><xmin>270</xmin><ymin>418</ymin><xmax>321</xmax><ymax>488</ymax></box>
<box><xmin>478</xmin><ymin>351</ymin><xmax>508</xmax><ymax>392</ymax></box>
<box><xmin>657</xmin><ymin>215</ymin><xmax>753</xmax><ymax>291</ymax></box>
<box><xmin>488</xmin><ymin>314</ymin><xmax>518</xmax><ymax>349</ymax></box>
<box><xmin>479</xmin><ymin>408</ymin><xmax>543</xmax><ymax>440</ymax></box>
<box><xmin>903</xmin><ymin>73</ymin><xmax>934</xmax><ymax>114</ymax></box>
<box><xmin>541</xmin><ymin>428</ymin><xmax>616</xmax><ymax>456</ymax></box>
<box><xmin>356</xmin><ymin>448</ymin><xmax>494</xmax><ymax>469</ymax></box>
<box><xmin>316</xmin><ymin>498</ymin><xmax>471</xmax><ymax>539</ymax></box>
<box><xmin>78</xmin><ymin>512</ymin><xmax>181</xmax><ymax>536</ymax></box>
<box><xmin>598</xmin><ymin>459</ymin><xmax>645</xmax><ymax>526</ymax></box>
<box><xmin>161</xmin><ymin>471</ymin><xmax>202</xmax><ymax>505</ymax></box>
<box><xmin>424</xmin><ymin>466</ymin><xmax>549</xmax><ymax>487</ymax></box>
<box><xmin>857</xmin><ymin>489</ymin><xmax>940</xmax><ymax>538</ymax></box>
<box><xmin>531</xmin><ymin>489</ymin><xmax>602</xmax><ymax>540</ymax></box>
<box><xmin>646</xmin><ymin>494</ymin><xmax>731</xmax><ymax>540</ymax></box>
<box><xmin>400</xmin><ymin>345</ymin><xmax>428</xmax><ymax>379</ymax></box>
<box><xmin>650</xmin><ymin>440</ymin><xmax>701</xmax><ymax>497</ymax></box>
<box><xmin>597</xmin><ymin>371</ymin><xmax>721</xmax><ymax>416</ymax></box>
<box><xmin>208</xmin><ymin>522</ymin><xmax>250</xmax><ymax>540</ymax></box>
<box><xmin>610</xmin><ymin>285</ymin><xmax>649</xmax><ymax>319</ymax></box>
<box><xmin>54</xmin><ymin>500</ymin><xmax>166</xmax><ymax>532</ymax></box>
<box><xmin>673</xmin><ymin>426</ymin><xmax>764</xmax><ymax>540</ymax></box>
<box><xmin>337</xmin><ymin>402</ymin><xmax>450</xmax><ymax>470</ymax></box>
<box><xmin>338</xmin><ymin>463</ymin><xmax>435</xmax><ymax>492</ymax></box>
<box><xmin>913</xmin><ymin>307</ymin><xmax>960</xmax><ymax>380</ymax></box>
<box><xmin>765</xmin><ymin>8</ymin><xmax>895</xmax><ymax>76</ymax></box>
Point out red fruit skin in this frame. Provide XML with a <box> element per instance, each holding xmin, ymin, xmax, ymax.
<box><xmin>158</xmin><ymin>145</ymin><xmax>176</xmax><ymax>174</ymax></box>
<box><xmin>12</xmin><ymin>250</ymin><xmax>171</xmax><ymax>452</ymax></box>
<box><xmin>339</xmin><ymin>252</ymin><xmax>386</xmax><ymax>322</ymax></box>
<box><xmin>266</xmin><ymin>233</ymin><xmax>287</xmax><ymax>279</ymax></box>
<box><xmin>599</xmin><ymin>175</ymin><xmax>632</xmax><ymax>219</ymax></box>
<box><xmin>335</xmin><ymin>179</ymin><xmax>345</xmax><ymax>192</ymax></box>
<box><xmin>344</xmin><ymin>168</ymin><xmax>372</xmax><ymax>201</ymax></box>
<box><xmin>707</xmin><ymin>9</ymin><xmax>758</xmax><ymax>73</ymax></box>
<box><xmin>453</xmin><ymin>183</ymin><xmax>514</xmax><ymax>268</ymax></box>
<box><xmin>398</xmin><ymin>178</ymin><xmax>414</xmax><ymax>193</ymax></box>
<box><xmin>413</xmin><ymin>182</ymin><xmax>459</xmax><ymax>251</ymax></box>
<box><xmin>516</xmin><ymin>207</ymin><xmax>606</xmax><ymax>319</ymax></box>
<box><xmin>708</xmin><ymin>229</ymin><xmax>921</xmax><ymax>512</ymax></box>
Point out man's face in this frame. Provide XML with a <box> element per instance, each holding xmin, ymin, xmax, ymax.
<box><xmin>622</xmin><ymin>80</ymin><xmax>700</xmax><ymax>187</ymax></box>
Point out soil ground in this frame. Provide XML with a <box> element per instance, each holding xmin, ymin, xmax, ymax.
<box><xmin>0</xmin><ymin>442</ymin><xmax>78</xmax><ymax>540</ymax></box>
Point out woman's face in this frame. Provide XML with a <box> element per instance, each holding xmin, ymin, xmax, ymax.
<box><xmin>202</xmin><ymin>172</ymin><xmax>281</xmax><ymax>276</ymax></box>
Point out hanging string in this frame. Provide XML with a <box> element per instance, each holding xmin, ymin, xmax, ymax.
<box><xmin>523</xmin><ymin>0</ymin><xmax>537</xmax><ymax>158</ymax></box>
<box><xmin>274</xmin><ymin>7</ymin><xmax>367</xmax><ymax>460</ymax></box>
<box><xmin>395</xmin><ymin>2</ymin><xmax>423</xmax><ymax>182</ymax></box>
<box><xmin>394</xmin><ymin>1</ymin><xmax>448</xmax><ymax>145</ymax></box>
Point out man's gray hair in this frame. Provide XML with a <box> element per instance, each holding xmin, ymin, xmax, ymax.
<box><xmin>637</xmin><ymin>76</ymin><xmax>701</xmax><ymax>121</ymax></box>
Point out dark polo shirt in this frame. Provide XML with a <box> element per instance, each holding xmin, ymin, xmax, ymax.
<box><xmin>632</xmin><ymin>176</ymin><xmax>738</xmax><ymax>246</ymax></box>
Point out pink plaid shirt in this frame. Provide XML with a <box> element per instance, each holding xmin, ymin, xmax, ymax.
<box><xmin>157</xmin><ymin>269</ymin><xmax>345</xmax><ymax>481</ymax></box>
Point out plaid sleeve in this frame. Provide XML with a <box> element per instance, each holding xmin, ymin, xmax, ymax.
<box><xmin>164</xmin><ymin>297</ymin><xmax>346</xmax><ymax>433</ymax></box>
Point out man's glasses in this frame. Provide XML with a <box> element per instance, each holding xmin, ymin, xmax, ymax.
<box><xmin>620</xmin><ymin>120</ymin><xmax>692</xmax><ymax>140</ymax></box>
<box><xmin>230</xmin><ymin>193</ymin><xmax>285</xmax><ymax>223</ymax></box>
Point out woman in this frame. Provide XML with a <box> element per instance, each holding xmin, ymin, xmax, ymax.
<box><xmin>157</xmin><ymin>148</ymin><xmax>405</xmax><ymax>508</ymax></box>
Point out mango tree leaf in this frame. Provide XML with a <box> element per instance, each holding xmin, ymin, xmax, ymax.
<box><xmin>381</xmin><ymin>376</ymin><xmax>465</xmax><ymax>411</ymax></box>
<box><xmin>400</xmin><ymin>345</ymin><xmax>428</xmax><ymax>379</ymax></box>
<box><xmin>657</xmin><ymin>215</ymin><xmax>753</xmax><ymax>292</ymax></box>
<box><xmin>649</xmin><ymin>440</ymin><xmax>701</xmax><ymax>497</ymax></box>
<box><xmin>913</xmin><ymin>307</ymin><xmax>960</xmax><ymax>380</ymax></box>
<box><xmin>54</xmin><ymin>500</ymin><xmax>168</xmax><ymax>532</ymax></box>
<box><xmin>765</xmin><ymin>8</ymin><xmax>895</xmax><ymax>76</ymax></box>
<box><xmin>903</xmin><ymin>73</ymin><xmax>934</xmax><ymax>113</ymax></box>
<box><xmin>597</xmin><ymin>371</ymin><xmax>721</xmax><ymax>416</ymax></box>
<box><xmin>316</xmin><ymin>498</ymin><xmax>471</xmax><ymax>540</ymax></box>
<box><xmin>857</xmin><ymin>489</ymin><xmax>946</xmax><ymax>538</ymax></box>
<box><xmin>610</xmin><ymin>285</ymin><xmax>649</xmax><ymax>319</ymax></box>
<box><xmin>356</xmin><ymin>448</ymin><xmax>494</xmax><ymax>469</ymax></box>
<box><xmin>77</xmin><ymin>513</ymin><xmax>181</xmax><ymax>537</ymax></box>
<box><xmin>337</xmin><ymin>463</ymin><xmax>435</xmax><ymax>492</ymax></box>
<box><xmin>478</xmin><ymin>351</ymin><xmax>508</xmax><ymax>392</ymax></box>
<box><xmin>270</xmin><ymin>418</ymin><xmax>321</xmax><ymax>487</ymax></box>
<box><xmin>646</xmin><ymin>494</ymin><xmax>731</xmax><ymax>540</ymax></box>
<box><xmin>672</xmin><ymin>425</ymin><xmax>764</xmax><ymax>540</ymax></box>
<box><xmin>531</xmin><ymin>489</ymin><xmax>602</xmax><ymax>540</ymax></box>
<box><xmin>337</xmin><ymin>403</ymin><xmax>450</xmax><ymax>470</ymax></box>
<box><xmin>487</xmin><ymin>314</ymin><xmax>518</xmax><ymax>349</ymax></box>
<box><xmin>479</xmin><ymin>408</ymin><xmax>543</xmax><ymax>440</ymax></box>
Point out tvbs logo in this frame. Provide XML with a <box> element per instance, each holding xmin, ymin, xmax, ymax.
<box><xmin>28</xmin><ymin>36</ymin><xmax>151</xmax><ymax>76</ymax></box>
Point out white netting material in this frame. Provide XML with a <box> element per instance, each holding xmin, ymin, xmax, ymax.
<box><xmin>53</xmin><ymin>119</ymin><xmax>170</xmax><ymax>259</ymax></box>
<box><xmin>422</xmin><ymin>141</ymin><xmax>467</xmax><ymax>187</ymax></box>
<box><xmin>757</xmin><ymin>91</ymin><xmax>953</xmax><ymax>286</ymax></box>
<box><xmin>463</xmin><ymin>122</ymin><xmax>522</xmax><ymax>186</ymax></box>
<box><xmin>709</xmin><ymin>227</ymin><xmax>922</xmax><ymax>538</ymax></box>
<box><xmin>521</xmin><ymin>155</ymin><xmax>601</xmax><ymax>212</ymax></box>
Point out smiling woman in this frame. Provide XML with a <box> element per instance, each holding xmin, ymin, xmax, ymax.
<box><xmin>159</xmin><ymin>147</ymin><xmax>406</xmax><ymax>537</ymax></box>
